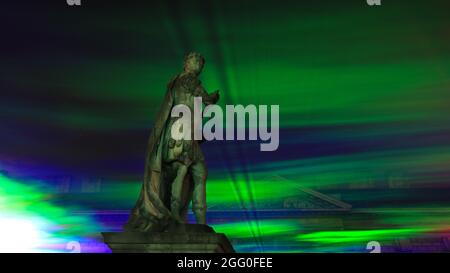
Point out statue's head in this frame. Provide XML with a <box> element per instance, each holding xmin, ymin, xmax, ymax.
<box><xmin>183</xmin><ymin>52</ymin><xmax>205</xmax><ymax>75</ymax></box>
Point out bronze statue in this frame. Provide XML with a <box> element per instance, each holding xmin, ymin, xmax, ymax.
<box><xmin>124</xmin><ymin>52</ymin><xmax>219</xmax><ymax>232</ymax></box>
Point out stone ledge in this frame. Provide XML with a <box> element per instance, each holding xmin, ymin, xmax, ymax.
<box><xmin>102</xmin><ymin>224</ymin><xmax>235</xmax><ymax>253</ymax></box>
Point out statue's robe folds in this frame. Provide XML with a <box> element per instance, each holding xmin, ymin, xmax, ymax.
<box><xmin>124</xmin><ymin>79</ymin><xmax>194</xmax><ymax>232</ymax></box>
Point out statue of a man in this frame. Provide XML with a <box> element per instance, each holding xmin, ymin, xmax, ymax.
<box><xmin>124</xmin><ymin>52</ymin><xmax>219</xmax><ymax>232</ymax></box>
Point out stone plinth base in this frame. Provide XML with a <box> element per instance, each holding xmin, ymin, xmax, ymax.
<box><xmin>102</xmin><ymin>224</ymin><xmax>235</xmax><ymax>253</ymax></box>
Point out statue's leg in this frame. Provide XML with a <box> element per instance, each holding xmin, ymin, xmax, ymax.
<box><xmin>190</xmin><ymin>160</ymin><xmax>208</xmax><ymax>224</ymax></box>
<box><xmin>170</xmin><ymin>161</ymin><xmax>188</xmax><ymax>223</ymax></box>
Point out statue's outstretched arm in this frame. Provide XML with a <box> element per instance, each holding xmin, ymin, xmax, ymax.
<box><xmin>195</xmin><ymin>85</ymin><xmax>219</xmax><ymax>105</ymax></box>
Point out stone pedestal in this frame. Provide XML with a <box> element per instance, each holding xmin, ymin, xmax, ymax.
<box><xmin>102</xmin><ymin>224</ymin><xmax>235</xmax><ymax>253</ymax></box>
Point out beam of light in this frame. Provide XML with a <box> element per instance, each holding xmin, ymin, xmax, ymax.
<box><xmin>213</xmin><ymin>219</ymin><xmax>301</xmax><ymax>239</ymax></box>
<box><xmin>0</xmin><ymin>216</ymin><xmax>46</xmax><ymax>253</ymax></box>
<box><xmin>0</xmin><ymin>173</ymin><xmax>101</xmax><ymax>252</ymax></box>
<box><xmin>296</xmin><ymin>228</ymin><xmax>427</xmax><ymax>244</ymax></box>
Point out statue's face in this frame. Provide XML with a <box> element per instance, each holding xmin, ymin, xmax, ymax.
<box><xmin>184</xmin><ymin>56</ymin><xmax>204</xmax><ymax>74</ymax></box>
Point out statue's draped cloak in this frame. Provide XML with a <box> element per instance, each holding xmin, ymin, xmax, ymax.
<box><xmin>124</xmin><ymin>76</ymin><xmax>193</xmax><ymax>231</ymax></box>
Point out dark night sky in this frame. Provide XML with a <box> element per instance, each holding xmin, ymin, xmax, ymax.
<box><xmin>1</xmin><ymin>0</ymin><xmax>450</xmax><ymax>185</ymax></box>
